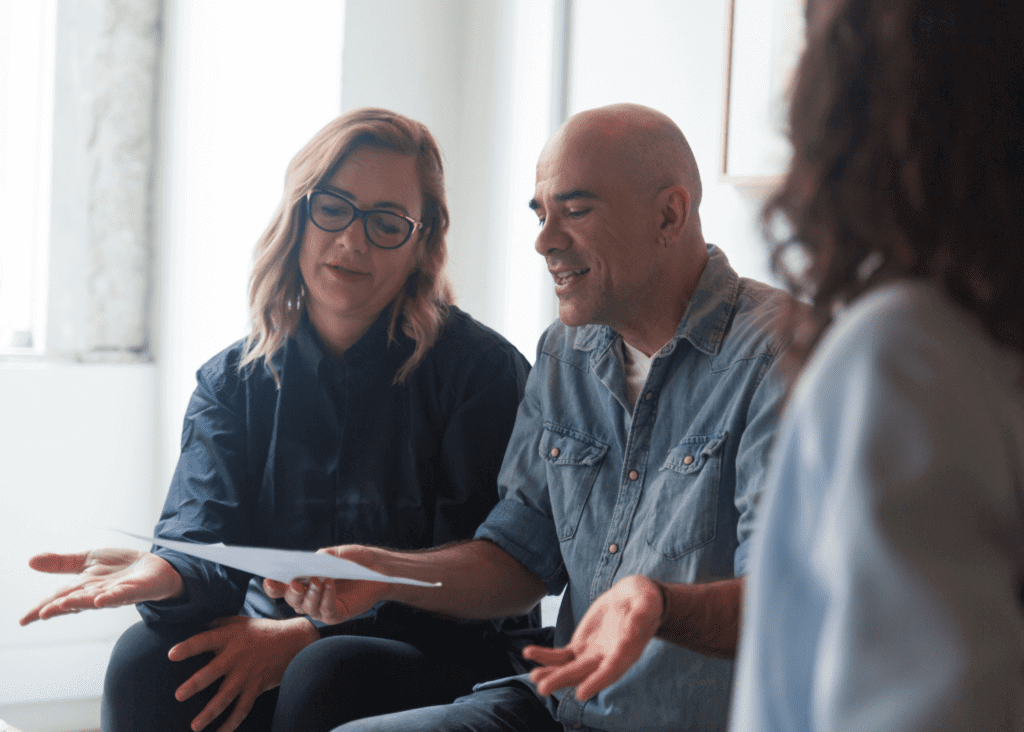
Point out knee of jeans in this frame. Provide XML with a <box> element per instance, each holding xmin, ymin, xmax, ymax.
<box><xmin>107</xmin><ymin>622</ymin><xmax>166</xmax><ymax>677</ymax></box>
<box><xmin>105</xmin><ymin>620</ymin><xmax>202</xmax><ymax>692</ymax></box>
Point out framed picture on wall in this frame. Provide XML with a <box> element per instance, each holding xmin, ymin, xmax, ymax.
<box><xmin>720</xmin><ymin>0</ymin><xmax>805</xmax><ymax>186</ymax></box>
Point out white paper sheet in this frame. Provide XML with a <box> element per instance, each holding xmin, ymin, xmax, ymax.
<box><xmin>117</xmin><ymin>531</ymin><xmax>440</xmax><ymax>587</ymax></box>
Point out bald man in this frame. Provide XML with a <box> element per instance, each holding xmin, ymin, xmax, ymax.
<box><xmin>266</xmin><ymin>104</ymin><xmax>789</xmax><ymax>732</ymax></box>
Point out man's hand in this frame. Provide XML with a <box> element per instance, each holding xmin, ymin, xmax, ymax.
<box><xmin>524</xmin><ymin>575</ymin><xmax>663</xmax><ymax>701</ymax></box>
<box><xmin>263</xmin><ymin>545</ymin><xmax>390</xmax><ymax>625</ymax></box>
<box><xmin>19</xmin><ymin>548</ymin><xmax>184</xmax><ymax>625</ymax></box>
<box><xmin>169</xmin><ymin>616</ymin><xmax>319</xmax><ymax>732</ymax></box>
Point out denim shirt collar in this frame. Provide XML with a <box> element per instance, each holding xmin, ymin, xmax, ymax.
<box><xmin>292</xmin><ymin>305</ymin><xmax>406</xmax><ymax>376</ymax></box>
<box><xmin>572</xmin><ymin>243</ymin><xmax>739</xmax><ymax>360</ymax></box>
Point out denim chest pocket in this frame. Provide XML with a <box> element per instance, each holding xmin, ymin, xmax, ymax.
<box><xmin>645</xmin><ymin>432</ymin><xmax>728</xmax><ymax>559</ymax></box>
<box><xmin>539</xmin><ymin>424</ymin><xmax>609</xmax><ymax>541</ymax></box>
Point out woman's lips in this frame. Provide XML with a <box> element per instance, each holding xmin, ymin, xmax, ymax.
<box><xmin>325</xmin><ymin>263</ymin><xmax>369</xmax><ymax>281</ymax></box>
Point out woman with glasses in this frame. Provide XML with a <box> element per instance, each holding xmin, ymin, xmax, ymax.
<box><xmin>19</xmin><ymin>108</ymin><xmax>538</xmax><ymax>732</ymax></box>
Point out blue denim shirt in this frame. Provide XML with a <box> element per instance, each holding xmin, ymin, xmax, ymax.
<box><xmin>476</xmin><ymin>245</ymin><xmax>789</xmax><ymax>732</ymax></box>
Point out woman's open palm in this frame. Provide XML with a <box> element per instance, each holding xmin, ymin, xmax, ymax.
<box><xmin>19</xmin><ymin>547</ymin><xmax>183</xmax><ymax>625</ymax></box>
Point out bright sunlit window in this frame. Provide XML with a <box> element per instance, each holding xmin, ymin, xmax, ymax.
<box><xmin>0</xmin><ymin>0</ymin><xmax>55</xmax><ymax>354</ymax></box>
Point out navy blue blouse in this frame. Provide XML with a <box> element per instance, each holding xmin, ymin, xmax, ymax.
<box><xmin>138</xmin><ymin>306</ymin><xmax>535</xmax><ymax>641</ymax></box>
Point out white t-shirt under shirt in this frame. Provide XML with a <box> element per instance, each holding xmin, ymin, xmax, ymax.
<box><xmin>621</xmin><ymin>339</ymin><xmax>654</xmax><ymax>409</ymax></box>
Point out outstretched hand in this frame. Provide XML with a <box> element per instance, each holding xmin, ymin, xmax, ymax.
<box><xmin>19</xmin><ymin>547</ymin><xmax>184</xmax><ymax>625</ymax></box>
<box><xmin>523</xmin><ymin>575</ymin><xmax>664</xmax><ymax>701</ymax></box>
<box><xmin>263</xmin><ymin>545</ymin><xmax>389</xmax><ymax>625</ymax></box>
<box><xmin>169</xmin><ymin>616</ymin><xmax>318</xmax><ymax>732</ymax></box>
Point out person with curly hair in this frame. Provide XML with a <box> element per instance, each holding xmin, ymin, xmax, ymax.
<box><xmin>730</xmin><ymin>0</ymin><xmax>1024</xmax><ymax>729</ymax></box>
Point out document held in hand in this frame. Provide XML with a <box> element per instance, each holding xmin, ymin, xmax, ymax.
<box><xmin>118</xmin><ymin>531</ymin><xmax>441</xmax><ymax>587</ymax></box>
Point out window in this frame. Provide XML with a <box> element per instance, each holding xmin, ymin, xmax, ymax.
<box><xmin>0</xmin><ymin>0</ymin><xmax>56</xmax><ymax>354</ymax></box>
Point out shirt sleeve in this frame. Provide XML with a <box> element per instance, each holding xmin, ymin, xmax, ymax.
<box><xmin>475</xmin><ymin>343</ymin><xmax>568</xmax><ymax>596</ymax></box>
<box><xmin>432</xmin><ymin>342</ymin><xmax>531</xmax><ymax>546</ymax></box>
<box><xmin>137</xmin><ymin>353</ymin><xmax>258</xmax><ymax>624</ymax></box>
<box><xmin>731</xmin><ymin>351</ymin><xmax>788</xmax><ymax>577</ymax></box>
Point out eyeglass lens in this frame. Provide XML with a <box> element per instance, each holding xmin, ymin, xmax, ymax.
<box><xmin>309</xmin><ymin>192</ymin><xmax>413</xmax><ymax>249</ymax></box>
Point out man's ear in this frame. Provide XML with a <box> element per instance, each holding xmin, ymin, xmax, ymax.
<box><xmin>657</xmin><ymin>185</ymin><xmax>690</xmax><ymax>242</ymax></box>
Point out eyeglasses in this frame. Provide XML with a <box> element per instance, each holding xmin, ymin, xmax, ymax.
<box><xmin>306</xmin><ymin>190</ymin><xmax>424</xmax><ymax>250</ymax></box>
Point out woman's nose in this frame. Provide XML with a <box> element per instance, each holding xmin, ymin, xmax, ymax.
<box><xmin>336</xmin><ymin>221</ymin><xmax>369</xmax><ymax>254</ymax></box>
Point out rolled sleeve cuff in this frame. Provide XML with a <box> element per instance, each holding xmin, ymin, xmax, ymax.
<box><xmin>474</xmin><ymin>499</ymin><xmax>567</xmax><ymax>596</ymax></box>
<box><xmin>734</xmin><ymin>539</ymin><xmax>751</xmax><ymax>578</ymax></box>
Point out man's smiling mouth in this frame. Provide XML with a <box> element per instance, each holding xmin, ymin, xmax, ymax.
<box><xmin>553</xmin><ymin>268</ymin><xmax>590</xmax><ymax>285</ymax></box>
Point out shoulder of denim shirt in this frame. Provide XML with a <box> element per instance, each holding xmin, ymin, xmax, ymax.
<box><xmin>674</xmin><ymin>244</ymin><xmax>792</xmax><ymax>366</ymax></box>
<box><xmin>533</xmin><ymin>317</ymin><xmax>617</xmax><ymax>374</ymax></box>
<box><xmin>533</xmin><ymin>245</ymin><xmax>793</xmax><ymax>372</ymax></box>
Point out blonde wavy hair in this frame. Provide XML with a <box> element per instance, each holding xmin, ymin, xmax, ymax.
<box><xmin>239</xmin><ymin>108</ymin><xmax>454</xmax><ymax>385</ymax></box>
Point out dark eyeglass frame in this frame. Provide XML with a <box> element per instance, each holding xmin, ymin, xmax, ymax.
<box><xmin>305</xmin><ymin>189</ymin><xmax>424</xmax><ymax>250</ymax></box>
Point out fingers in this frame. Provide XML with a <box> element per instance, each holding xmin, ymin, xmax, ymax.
<box><xmin>262</xmin><ymin>578</ymin><xmax>288</xmax><ymax>598</ymax></box>
<box><xmin>189</xmin><ymin>676</ymin><xmax>250</xmax><ymax>732</ymax></box>
<box><xmin>276</xmin><ymin>578</ymin><xmax>350</xmax><ymax>624</ymax></box>
<box><xmin>28</xmin><ymin>551</ymin><xmax>90</xmax><ymax>575</ymax></box>
<box><xmin>169</xmin><ymin>627</ymin><xmax>221</xmax><ymax>664</ymax></box>
<box><xmin>210</xmin><ymin>688</ymin><xmax>259</xmax><ymax>732</ymax></box>
<box><xmin>26</xmin><ymin>586</ymin><xmax>107</xmax><ymax>623</ymax></box>
<box><xmin>574</xmin><ymin>661</ymin><xmax>622</xmax><ymax>702</ymax></box>
<box><xmin>522</xmin><ymin>645</ymin><xmax>574</xmax><ymax>666</ymax></box>
<box><xmin>91</xmin><ymin>585</ymin><xmax>139</xmax><ymax>610</ymax></box>
<box><xmin>530</xmin><ymin>654</ymin><xmax>600</xmax><ymax>698</ymax></box>
<box><xmin>175</xmin><ymin>652</ymin><xmax>228</xmax><ymax>702</ymax></box>
<box><xmin>283</xmin><ymin>579</ymin><xmax>320</xmax><ymax>617</ymax></box>
<box><xmin>319</xmin><ymin>579</ymin><xmax>340</xmax><ymax>622</ymax></box>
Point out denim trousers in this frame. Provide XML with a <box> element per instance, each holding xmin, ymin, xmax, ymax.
<box><xmin>330</xmin><ymin>683</ymin><xmax>564</xmax><ymax>732</ymax></box>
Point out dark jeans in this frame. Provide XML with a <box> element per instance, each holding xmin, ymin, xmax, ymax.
<box><xmin>102</xmin><ymin>617</ymin><xmax>520</xmax><ymax>732</ymax></box>
<box><xmin>329</xmin><ymin>684</ymin><xmax>564</xmax><ymax>732</ymax></box>
<box><xmin>102</xmin><ymin>621</ymin><xmax>278</xmax><ymax>732</ymax></box>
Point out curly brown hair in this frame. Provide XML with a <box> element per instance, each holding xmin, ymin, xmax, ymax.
<box><xmin>764</xmin><ymin>0</ymin><xmax>1024</xmax><ymax>375</ymax></box>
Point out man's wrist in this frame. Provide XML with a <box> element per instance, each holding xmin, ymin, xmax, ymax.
<box><xmin>288</xmin><ymin>616</ymin><xmax>322</xmax><ymax>646</ymax></box>
<box><xmin>653</xmin><ymin>579</ymin><xmax>671</xmax><ymax>630</ymax></box>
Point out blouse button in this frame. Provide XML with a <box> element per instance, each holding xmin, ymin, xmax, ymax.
<box><xmin>683</xmin><ymin>455</ymin><xmax>694</xmax><ymax>465</ymax></box>
<box><xmin>609</xmin><ymin>544</ymin><xmax>619</xmax><ymax>554</ymax></box>
<box><xmin>550</xmin><ymin>447</ymin><xmax>560</xmax><ymax>458</ymax></box>
<box><xmin>644</xmin><ymin>391</ymin><xmax>653</xmax><ymax>400</ymax></box>
<box><xmin>628</xmin><ymin>469</ymin><xmax>639</xmax><ymax>480</ymax></box>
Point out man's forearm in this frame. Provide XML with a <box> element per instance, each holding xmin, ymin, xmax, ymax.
<box><xmin>654</xmin><ymin>577</ymin><xmax>743</xmax><ymax>658</ymax></box>
<box><xmin>355</xmin><ymin>539</ymin><xmax>548</xmax><ymax>620</ymax></box>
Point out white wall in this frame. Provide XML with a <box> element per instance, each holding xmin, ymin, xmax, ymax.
<box><xmin>340</xmin><ymin>0</ymin><xmax>559</xmax><ymax>360</ymax></box>
<box><xmin>0</xmin><ymin>364</ymin><xmax>157</xmax><ymax>719</ymax></box>
<box><xmin>2</xmin><ymin>1</ymin><xmax>346</xmax><ymax>727</ymax></box>
<box><xmin>155</xmin><ymin>0</ymin><xmax>346</xmax><ymax>486</ymax></box>
<box><xmin>568</xmin><ymin>0</ymin><xmax>775</xmax><ymax>285</ymax></box>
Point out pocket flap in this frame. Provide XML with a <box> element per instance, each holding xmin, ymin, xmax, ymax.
<box><xmin>661</xmin><ymin>432</ymin><xmax>728</xmax><ymax>475</ymax></box>
<box><xmin>538</xmin><ymin>424</ymin><xmax>609</xmax><ymax>467</ymax></box>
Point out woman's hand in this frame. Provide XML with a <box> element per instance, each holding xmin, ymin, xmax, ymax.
<box><xmin>523</xmin><ymin>574</ymin><xmax>664</xmax><ymax>701</ymax></box>
<box><xmin>263</xmin><ymin>545</ymin><xmax>390</xmax><ymax>625</ymax></box>
<box><xmin>19</xmin><ymin>548</ymin><xmax>185</xmax><ymax>625</ymax></box>
<box><xmin>169</xmin><ymin>616</ymin><xmax>319</xmax><ymax>732</ymax></box>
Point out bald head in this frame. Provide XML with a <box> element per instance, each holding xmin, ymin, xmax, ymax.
<box><xmin>542</xmin><ymin>103</ymin><xmax>702</xmax><ymax>219</ymax></box>
<box><xmin>531</xmin><ymin>104</ymin><xmax>710</xmax><ymax>352</ymax></box>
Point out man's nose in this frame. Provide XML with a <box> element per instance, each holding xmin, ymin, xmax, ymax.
<box><xmin>535</xmin><ymin>218</ymin><xmax>569</xmax><ymax>256</ymax></box>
